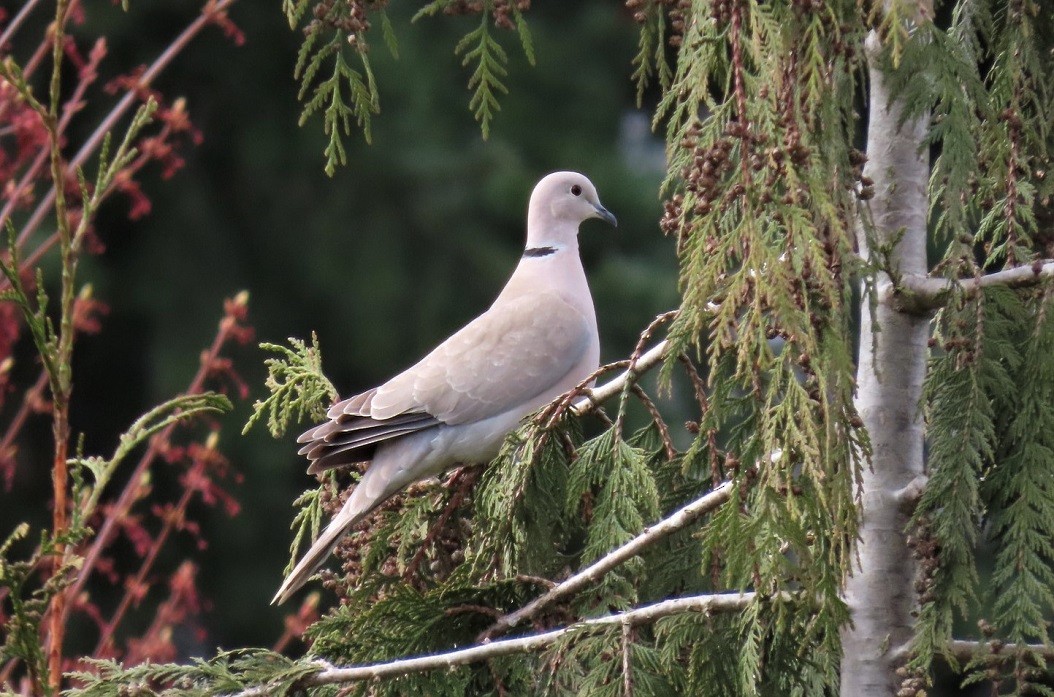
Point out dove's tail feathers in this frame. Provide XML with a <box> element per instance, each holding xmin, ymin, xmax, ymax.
<box><xmin>271</xmin><ymin>512</ymin><xmax>352</xmax><ymax>605</ymax></box>
<box><xmin>274</xmin><ymin>434</ymin><xmax>436</xmax><ymax>605</ymax></box>
<box><xmin>298</xmin><ymin>412</ymin><xmax>441</xmax><ymax>475</ymax></box>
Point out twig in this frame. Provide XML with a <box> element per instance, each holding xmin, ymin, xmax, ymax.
<box><xmin>677</xmin><ymin>354</ymin><xmax>721</xmax><ymax>486</ymax></box>
<box><xmin>0</xmin><ymin>36</ymin><xmax>104</xmax><ymax>233</ymax></box>
<box><xmin>946</xmin><ymin>640</ymin><xmax>1054</xmax><ymax>662</ymax></box>
<box><xmin>477</xmin><ymin>481</ymin><xmax>733</xmax><ymax>642</ymax></box>
<box><xmin>45</xmin><ymin>0</ymin><xmax>76</xmax><ymax>685</ymax></box>
<box><xmin>621</xmin><ymin>620</ymin><xmax>633</xmax><ymax>697</ymax></box>
<box><xmin>231</xmin><ymin>592</ymin><xmax>765</xmax><ymax>696</ymax></box>
<box><xmin>0</xmin><ymin>0</ymin><xmax>46</xmax><ymax>49</ymax></box>
<box><xmin>0</xmin><ymin>368</ymin><xmax>49</xmax><ymax>487</ymax></box>
<box><xmin>630</xmin><ymin>384</ymin><xmax>676</xmax><ymax>461</ymax></box>
<box><xmin>614</xmin><ymin>312</ymin><xmax>677</xmax><ymax>440</ymax></box>
<box><xmin>93</xmin><ymin>435</ymin><xmax>218</xmax><ymax>655</ymax></box>
<box><xmin>539</xmin><ymin>359</ymin><xmax>630</xmax><ymax>429</ymax></box>
<box><xmin>272</xmin><ymin>593</ymin><xmax>320</xmax><ymax>654</ymax></box>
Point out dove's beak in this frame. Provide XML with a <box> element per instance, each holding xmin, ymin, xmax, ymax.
<box><xmin>592</xmin><ymin>203</ymin><xmax>618</xmax><ymax>227</ymax></box>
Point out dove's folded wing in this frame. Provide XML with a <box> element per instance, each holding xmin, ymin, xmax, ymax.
<box><xmin>298</xmin><ymin>291</ymin><xmax>592</xmax><ymax>472</ymax></box>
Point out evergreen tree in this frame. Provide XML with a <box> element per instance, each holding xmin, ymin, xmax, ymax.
<box><xmin>30</xmin><ymin>0</ymin><xmax>1054</xmax><ymax>695</ymax></box>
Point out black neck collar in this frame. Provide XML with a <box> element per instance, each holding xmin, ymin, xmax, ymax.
<box><xmin>522</xmin><ymin>246</ymin><xmax>557</xmax><ymax>258</ymax></box>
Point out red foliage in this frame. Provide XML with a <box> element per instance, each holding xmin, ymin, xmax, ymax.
<box><xmin>0</xmin><ymin>302</ymin><xmax>22</xmax><ymax>365</ymax></box>
<box><xmin>205</xmin><ymin>0</ymin><xmax>246</xmax><ymax>47</ymax></box>
<box><xmin>72</xmin><ymin>293</ymin><xmax>110</xmax><ymax>335</ymax></box>
<box><xmin>0</xmin><ymin>2</ymin><xmax>256</xmax><ymax>688</ymax></box>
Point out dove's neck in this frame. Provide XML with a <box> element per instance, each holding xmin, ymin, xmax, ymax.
<box><xmin>524</xmin><ymin>211</ymin><xmax>582</xmax><ymax>251</ymax></box>
<box><xmin>499</xmin><ymin>232</ymin><xmax>593</xmax><ymax>319</ymax></box>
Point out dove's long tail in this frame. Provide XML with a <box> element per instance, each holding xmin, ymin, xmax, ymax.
<box><xmin>272</xmin><ymin>504</ymin><xmax>359</xmax><ymax>605</ymax></box>
<box><xmin>273</xmin><ymin>432</ymin><xmax>436</xmax><ymax>605</ymax></box>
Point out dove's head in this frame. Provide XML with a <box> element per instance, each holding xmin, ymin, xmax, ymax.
<box><xmin>526</xmin><ymin>171</ymin><xmax>617</xmax><ymax>248</ymax></box>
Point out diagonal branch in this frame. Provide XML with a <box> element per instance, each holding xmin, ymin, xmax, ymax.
<box><xmin>570</xmin><ymin>339</ymin><xmax>668</xmax><ymax>415</ymax></box>
<box><xmin>478</xmin><ymin>480</ymin><xmax>733</xmax><ymax>641</ymax></box>
<box><xmin>231</xmin><ymin>592</ymin><xmax>765</xmax><ymax>696</ymax></box>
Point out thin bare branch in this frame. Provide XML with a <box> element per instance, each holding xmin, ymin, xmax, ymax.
<box><xmin>478</xmin><ymin>481</ymin><xmax>733</xmax><ymax>641</ymax></box>
<box><xmin>571</xmin><ymin>340</ymin><xmax>668</xmax><ymax>415</ymax></box>
<box><xmin>231</xmin><ymin>592</ymin><xmax>763</xmax><ymax>696</ymax></box>
<box><xmin>947</xmin><ymin>640</ymin><xmax>1054</xmax><ymax>662</ymax></box>
<box><xmin>895</xmin><ymin>261</ymin><xmax>1054</xmax><ymax>312</ymax></box>
<box><xmin>7</xmin><ymin>0</ymin><xmax>239</xmax><ymax>264</ymax></box>
<box><xmin>0</xmin><ymin>0</ymin><xmax>47</xmax><ymax>49</ymax></box>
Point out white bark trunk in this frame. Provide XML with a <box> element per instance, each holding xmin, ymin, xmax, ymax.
<box><xmin>840</xmin><ymin>32</ymin><xmax>931</xmax><ymax>694</ymax></box>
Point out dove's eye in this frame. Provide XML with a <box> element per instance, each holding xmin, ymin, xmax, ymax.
<box><xmin>570</xmin><ymin>185</ymin><xmax>582</xmax><ymax>196</ymax></box>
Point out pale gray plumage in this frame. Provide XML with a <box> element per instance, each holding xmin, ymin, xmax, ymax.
<box><xmin>273</xmin><ymin>171</ymin><xmax>615</xmax><ymax>605</ymax></box>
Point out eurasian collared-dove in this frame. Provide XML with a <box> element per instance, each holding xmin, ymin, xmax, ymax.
<box><xmin>273</xmin><ymin>171</ymin><xmax>616</xmax><ymax>604</ymax></box>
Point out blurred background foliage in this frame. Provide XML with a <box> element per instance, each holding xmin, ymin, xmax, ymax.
<box><xmin>4</xmin><ymin>0</ymin><xmax>680</xmax><ymax>654</ymax></box>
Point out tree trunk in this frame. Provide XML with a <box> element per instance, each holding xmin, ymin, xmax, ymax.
<box><xmin>840</xmin><ymin>32</ymin><xmax>931</xmax><ymax>694</ymax></box>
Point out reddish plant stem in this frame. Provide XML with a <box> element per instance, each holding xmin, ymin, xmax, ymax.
<box><xmin>677</xmin><ymin>354</ymin><xmax>721</xmax><ymax>486</ymax></box>
<box><xmin>613</xmin><ymin>311</ymin><xmax>677</xmax><ymax>441</ymax></box>
<box><xmin>272</xmin><ymin>594</ymin><xmax>320</xmax><ymax>654</ymax></box>
<box><xmin>58</xmin><ymin>300</ymin><xmax>242</xmax><ymax>625</ymax></box>
<box><xmin>0</xmin><ymin>0</ymin><xmax>47</xmax><ymax>49</ymax></box>
<box><xmin>93</xmin><ymin>439</ymin><xmax>214</xmax><ymax>655</ymax></box>
<box><xmin>629</xmin><ymin>384</ymin><xmax>676</xmax><ymax>461</ymax></box>
<box><xmin>8</xmin><ymin>0</ymin><xmax>238</xmax><ymax>262</ymax></box>
<box><xmin>45</xmin><ymin>0</ymin><xmax>75</xmax><ymax>685</ymax></box>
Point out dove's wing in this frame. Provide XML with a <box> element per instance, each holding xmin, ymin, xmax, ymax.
<box><xmin>297</xmin><ymin>291</ymin><xmax>593</xmax><ymax>471</ymax></box>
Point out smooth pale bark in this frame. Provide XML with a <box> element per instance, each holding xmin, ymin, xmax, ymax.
<box><xmin>840</xmin><ymin>32</ymin><xmax>931</xmax><ymax>694</ymax></box>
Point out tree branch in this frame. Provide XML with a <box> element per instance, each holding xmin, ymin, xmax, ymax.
<box><xmin>478</xmin><ymin>480</ymin><xmax>733</xmax><ymax>641</ymax></box>
<box><xmin>893</xmin><ymin>261</ymin><xmax>1054</xmax><ymax>313</ymax></box>
<box><xmin>570</xmin><ymin>340</ymin><xmax>668</xmax><ymax>415</ymax></box>
<box><xmin>947</xmin><ymin>640</ymin><xmax>1054</xmax><ymax>662</ymax></box>
<box><xmin>232</xmin><ymin>592</ymin><xmax>763</xmax><ymax>696</ymax></box>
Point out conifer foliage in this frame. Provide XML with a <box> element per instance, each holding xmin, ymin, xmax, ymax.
<box><xmin>52</xmin><ymin>0</ymin><xmax>1054</xmax><ymax>696</ymax></box>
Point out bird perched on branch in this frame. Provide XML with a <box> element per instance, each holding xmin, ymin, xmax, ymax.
<box><xmin>273</xmin><ymin>171</ymin><xmax>616</xmax><ymax>604</ymax></box>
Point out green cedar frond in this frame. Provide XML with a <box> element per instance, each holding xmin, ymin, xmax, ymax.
<box><xmin>65</xmin><ymin>650</ymin><xmax>321</xmax><ymax>696</ymax></box>
<box><xmin>288</xmin><ymin>1</ymin><xmax>391</xmax><ymax>174</ymax></box>
<box><xmin>565</xmin><ymin>428</ymin><xmax>659</xmax><ymax>608</ymax></box>
<box><xmin>630</xmin><ymin>2</ymin><xmax>672</xmax><ymax>107</ymax></box>
<box><xmin>284</xmin><ymin>474</ymin><xmax>337</xmax><ymax>577</ymax></box>
<box><xmin>243</xmin><ymin>333</ymin><xmax>337</xmax><ymax>438</ymax></box>
<box><xmin>468</xmin><ymin>417</ymin><xmax>581</xmax><ymax>578</ymax></box>
<box><xmin>455</xmin><ymin>14</ymin><xmax>509</xmax><ymax>140</ymax></box>
<box><xmin>979</xmin><ymin>291</ymin><xmax>1054</xmax><ymax>693</ymax></box>
<box><xmin>909</xmin><ymin>288</ymin><xmax>1017</xmax><ymax>673</ymax></box>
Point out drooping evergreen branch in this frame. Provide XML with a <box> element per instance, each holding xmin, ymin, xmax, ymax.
<box><xmin>479</xmin><ymin>481</ymin><xmax>733</xmax><ymax>642</ymax></box>
<box><xmin>895</xmin><ymin>261</ymin><xmax>1054</xmax><ymax>312</ymax></box>
<box><xmin>231</xmin><ymin>593</ymin><xmax>765</xmax><ymax>696</ymax></box>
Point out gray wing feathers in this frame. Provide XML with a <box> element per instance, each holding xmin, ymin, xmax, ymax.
<box><xmin>365</xmin><ymin>293</ymin><xmax>591</xmax><ymax>424</ymax></box>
